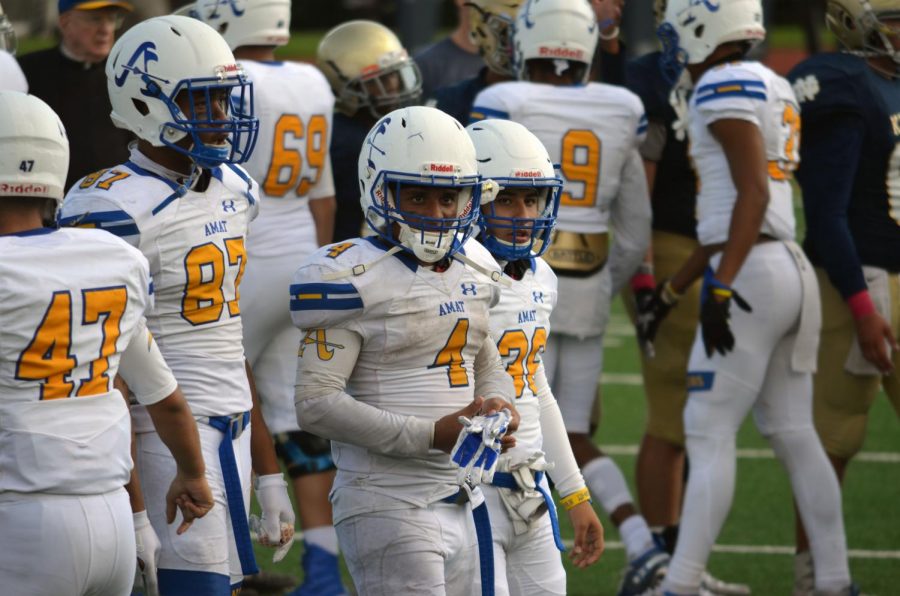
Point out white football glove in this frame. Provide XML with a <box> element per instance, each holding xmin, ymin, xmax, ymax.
<box><xmin>450</xmin><ymin>409</ymin><xmax>511</xmax><ymax>485</ymax></box>
<box><xmin>250</xmin><ymin>473</ymin><xmax>296</xmax><ymax>563</ymax></box>
<box><xmin>133</xmin><ymin>510</ymin><xmax>160</xmax><ymax>596</ymax></box>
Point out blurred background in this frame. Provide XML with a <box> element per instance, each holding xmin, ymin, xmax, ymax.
<box><xmin>4</xmin><ymin>0</ymin><xmax>830</xmax><ymax>74</ymax></box>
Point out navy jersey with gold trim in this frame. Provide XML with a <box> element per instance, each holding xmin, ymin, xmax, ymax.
<box><xmin>789</xmin><ymin>52</ymin><xmax>900</xmax><ymax>298</ymax></box>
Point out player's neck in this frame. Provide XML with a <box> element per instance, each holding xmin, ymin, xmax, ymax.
<box><xmin>233</xmin><ymin>46</ymin><xmax>277</xmax><ymax>62</ymax></box>
<box><xmin>451</xmin><ymin>26</ymin><xmax>477</xmax><ymax>54</ymax></box>
<box><xmin>0</xmin><ymin>203</ymin><xmax>45</xmax><ymax>235</ymax></box>
<box><xmin>687</xmin><ymin>44</ymin><xmax>747</xmax><ymax>83</ymax></box>
<box><xmin>136</xmin><ymin>140</ymin><xmax>194</xmax><ymax>177</ymax></box>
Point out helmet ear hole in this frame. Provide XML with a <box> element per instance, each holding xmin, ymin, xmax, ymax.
<box><xmin>132</xmin><ymin>99</ymin><xmax>149</xmax><ymax>116</ymax></box>
<box><xmin>694</xmin><ymin>24</ymin><xmax>705</xmax><ymax>39</ymax></box>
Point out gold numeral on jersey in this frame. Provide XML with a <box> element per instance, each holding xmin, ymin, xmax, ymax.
<box><xmin>769</xmin><ymin>102</ymin><xmax>801</xmax><ymax>181</ymax></box>
<box><xmin>76</xmin><ymin>288</ymin><xmax>128</xmax><ymax>396</ymax></box>
<box><xmin>497</xmin><ymin>326</ymin><xmax>547</xmax><ymax>398</ymax></box>
<box><xmin>430</xmin><ymin>318</ymin><xmax>470</xmax><ymax>387</ymax></box>
<box><xmin>78</xmin><ymin>168</ymin><xmax>131</xmax><ymax>191</ymax></box>
<box><xmin>182</xmin><ymin>238</ymin><xmax>246</xmax><ymax>325</ymax></box>
<box><xmin>16</xmin><ymin>287</ymin><xmax>128</xmax><ymax>399</ymax></box>
<box><xmin>263</xmin><ymin>113</ymin><xmax>328</xmax><ymax>198</ymax></box>
<box><xmin>560</xmin><ymin>130</ymin><xmax>602</xmax><ymax>208</ymax></box>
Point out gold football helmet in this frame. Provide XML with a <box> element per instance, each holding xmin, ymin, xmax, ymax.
<box><xmin>316</xmin><ymin>20</ymin><xmax>422</xmax><ymax>119</ymax></box>
<box><xmin>466</xmin><ymin>0</ymin><xmax>522</xmax><ymax>76</ymax></box>
<box><xmin>827</xmin><ymin>0</ymin><xmax>900</xmax><ymax>66</ymax></box>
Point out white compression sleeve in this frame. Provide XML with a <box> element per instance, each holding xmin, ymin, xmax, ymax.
<box><xmin>294</xmin><ymin>327</ymin><xmax>434</xmax><ymax>456</ymax></box>
<box><xmin>118</xmin><ymin>317</ymin><xmax>178</xmax><ymax>406</ymax></box>
<box><xmin>534</xmin><ymin>363</ymin><xmax>586</xmax><ymax>498</ymax></box>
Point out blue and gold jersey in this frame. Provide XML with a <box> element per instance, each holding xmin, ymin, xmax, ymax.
<box><xmin>789</xmin><ymin>52</ymin><xmax>900</xmax><ymax>297</ymax></box>
<box><xmin>625</xmin><ymin>51</ymin><xmax>697</xmax><ymax>239</ymax></box>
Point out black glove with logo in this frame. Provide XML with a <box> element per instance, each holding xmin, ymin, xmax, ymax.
<box><xmin>700</xmin><ymin>271</ymin><xmax>752</xmax><ymax>358</ymax></box>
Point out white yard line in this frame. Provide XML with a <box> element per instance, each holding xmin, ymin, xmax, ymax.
<box><xmin>589</xmin><ymin>541</ymin><xmax>900</xmax><ymax>560</ymax></box>
<box><xmin>599</xmin><ymin>443</ymin><xmax>900</xmax><ymax>463</ymax></box>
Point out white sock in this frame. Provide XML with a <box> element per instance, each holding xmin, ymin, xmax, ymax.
<box><xmin>581</xmin><ymin>456</ymin><xmax>634</xmax><ymax>516</ymax></box>
<box><xmin>304</xmin><ymin>525</ymin><xmax>339</xmax><ymax>555</ymax></box>
<box><xmin>619</xmin><ymin>514</ymin><xmax>656</xmax><ymax>562</ymax></box>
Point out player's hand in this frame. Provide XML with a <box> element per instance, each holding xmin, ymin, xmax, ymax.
<box><xmin>434</xmin><ymin>397</ymin><xmax>485</xmax><ymax>453</ymax></box>
<box><xmin>700</xmin><ymin>281</ymin><xmax>751</xmax><ymax>358</ymax></box>
<box><xmin>165</xmin><ymin>472</ymin><xmax>214</xmax><ymax>535</ymax></box>
<box><xmin>591</xmin><ymin>0</ymin><xmax>623</xmax><ymax>32</ymax></box>
<box><xmin>635</xmin><ymin>280</ymin><xmax>681</xmax><ymax>356</ymax></box>
<box><xmin>855</xmin><ymin>312</ymin><xmax>898</xmax><ymax>374</ymax></box>
<box><xmin>450</xmin><ymin>409</ymin><xmax>512</xmax><ymax>485</ymax></box>
<box><xmin>567</xmin><ymin>501</ymin><xmax>604</xmax><ymax>569</ymax></box>
<box><xmin>252</xmin><ymin>473</ymin><xmax>296</xmax><ymax>563</ymax></box>
<box><xmin>480</xmin><ymin>396</ymin><xmax>519</xmax><ymax>452</ymax></box>
<box><xmin>133</xmin><ymin>510</ymin><xmax>161</xmax><ymax>596</ymax></box>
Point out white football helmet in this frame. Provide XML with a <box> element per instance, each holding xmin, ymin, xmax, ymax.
<box><xmin>466</xmin><ymin>119</ymin><xmax>560</xmax><ymax>260</ymax></box>
<box><xmin>106</xmin><ymin>15</ymin><xmax>259</xmax><ymax>168</ymax></box>
<box><xmin>358</xmin><ymin>106</ymin><xmax>485</xmax><ymax>263</ymax></box>
<box><xmin>0</xmin><ymin>91</ymin><xmax>69</xmax><ymax>202</ymax></box>
<box><xmin>317</xmin><ymin>20</ymin><xmax>422</xmax><ymax>119</ymax></box>
<box><xmin>512</xmin><ymin>0</ymin><xmax>599</xmax><ymax>83</ymax></box>
<box><xmin>827</xmin><ymin>0</ymin><xmax>900</xmax><ymax>71</ymax></box>
<box><xmin>0</xmin><ymin>2</ymin><xmax>15</xmax><ymax>54</ymax></box>
<box><xmin>657</xmin><ymin>0</ymin><xmax>765</xmax><ymax>82</ymax></box>
<box><xmin>192</xmin><ymin>0</ymin><xmax>291</xmax><ymax>50</ymax></box>
<box><xmin>468</xmin><ymin>0</ymin><xmax>523</xmax><ymax>76</ymax></box>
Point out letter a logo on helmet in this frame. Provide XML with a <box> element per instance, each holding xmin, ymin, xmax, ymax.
<box><xmin>113</xmin><ymin>41</ymin><xmax>162</xmax><ymax>88</ymax></box>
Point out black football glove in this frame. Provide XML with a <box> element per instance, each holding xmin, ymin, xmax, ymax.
<box><xmin>635</xmin><ymin>280</ymin><xmax>681</xmax><ymax>357</ymax></box>
<box><xmin>700</xmin><ymin>278</ymin><xmax>752</xmax><ymax>358</ymax></box>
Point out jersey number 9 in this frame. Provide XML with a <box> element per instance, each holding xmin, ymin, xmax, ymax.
<box><xmin>560</xmin><ymin>130</ymin><xmax>602</xmax><ymax>208</ymax></box>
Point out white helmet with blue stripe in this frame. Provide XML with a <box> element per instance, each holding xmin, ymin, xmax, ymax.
<box><xmin>357</xmin><ymin>106</ymin><xmax>487</xmax><ymax>263</ymax></box>
<box><xmin>106</xmin><ymin>15</ymin><xmax>259</xmax><ymax>169</ymax></box>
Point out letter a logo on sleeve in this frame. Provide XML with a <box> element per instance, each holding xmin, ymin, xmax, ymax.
<box><xmin>299</xmin><ymin>329</ymin><xmax>344</xmax><ymax>360</ymax></box>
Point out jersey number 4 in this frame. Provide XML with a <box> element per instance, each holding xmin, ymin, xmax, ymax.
<box><xmin>263</xmin><ymin>113</ymin><xmax>328</xmax><ymax>198</ymax></box>
<box><xmin>16</xmin><ymin>287</ymin><xmax>127</xmax><ymax>399</ymax></box>
<box><xmin>430</xmin><ymin>319</ymin><xmax>470</xmax><ymax>387</ymax></box>
<box><xmin>497</xmin><ymin>327</ymin><xmax>547</xmax><ymax>398</ymax></box>
<box><xmin>182</xmin><ymin>238</ymin><xmax>247</xmax><ymax>325</ymax></box>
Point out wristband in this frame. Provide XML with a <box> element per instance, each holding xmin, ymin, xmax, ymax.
<box><xmin>560</xmin><ymin>487</ymin><xmax>592</xmax><ymax>511</ymax></box>
<box><xmin>630</xmin><ymin>272</ymin><xmax>656</xmax><ymax>292</ymax></box>
<box><xmin>847</xmin><ymin>289</ymin><xmax>876</xmax><ymax>320</ymax></box>
<box><xmin>598</xmin><ymin>25</ymin><xmax>620</xmax><ymax>41</ymax></box>
<box><xmin>660</xmin><ymin>280</ymin><xmax>683</xmax><ymax>305</ymax></box>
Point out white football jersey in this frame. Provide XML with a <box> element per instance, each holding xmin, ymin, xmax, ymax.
<box><xmin>239</xmin><ymin>60</ymin><xmax>335</xmax><ymax>259</ymax></box>
<box><xmin>471</xmin><ymin>81</ymin><xmax>648</xmax><ymax>234</ymax></box>
<box><xmin>59</xmin><ymin>148</ymin><xmax>260</xmax><ymax>416</ymax></box>
<box><xmin>488</xmin><ymin>258</ymin><xmax>557</xmax><ymax>453</ymax></box>
<box><xmin>0</xmin><ymin>228</ymin><xmax>151</xmax><ymax>494</ymax></box>
<box><xmin>689</xmin><ymin>61</ymin><xmax>798</xmax><ymax>245</ymax></box>
<box><xmin>290</xmin><ymin>237</ymin><xmax>501</xmax><ymax>521</ymax></box>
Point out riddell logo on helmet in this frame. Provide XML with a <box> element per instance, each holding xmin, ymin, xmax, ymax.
<box><xmin>1</xmin><ymin>182</ymin><xmax>49</xmax><ymax>195</ymax></box>
<box><xmin>513</xmin><ymin>170</ymin><xmax>543</xmax><ymax>178</ymax></box>
<box><xmin>538</xmin><ymin>46</ymin><xmax>584</xmax><ymax>60</ymax></box>
<box><xmin>427</xmin><ymin>163</ymin><xmax>457</xmax><ymax>173</ymax></box>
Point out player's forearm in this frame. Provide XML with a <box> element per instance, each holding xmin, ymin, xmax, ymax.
<box><xmin>146</xmin><ymin>390</ymin><xmax>206</xmax><ymax>479</ymax></box>
<box><xmin>295</xmin><ymin>386</ymin><xmax>434</xmax><ymax>456</ymax></box>
<box><xmin>535</xmin><ymin>366</ymin><xmax>585</xmax><ymax>497</ymax></box>
<box><xmin>310</xmin><ymin>195</ymin><xmax>336</xmax><ymax>247</ymax></box>
<box><xmin>246</xmin><ymin>360</ymin><xmax>281</xmax><ymax>476</ymax></box>
<box><xmin>609</xmin><ymin>149</ymin><xmax>652</xmax><ymax>294</ymax></box>
<box><xmin>474</xmin><ymin>335</ymin><xmax>515</xmax><ymax>403</ymax></box>
<box><xmin>716</xmin><ymin>185</ymin><xmax>768</xmax><ymax>286</ymax></box>
<box><xmin>670</xmin><ymin>246</ymin><xmax>710</xmax><ymax>294</ymax></box>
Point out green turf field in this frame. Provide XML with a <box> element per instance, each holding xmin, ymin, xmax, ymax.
<box><xmin>249</xmin><ymin>295</ymin><xmax>900</xmax><ymax>595</ymax></box>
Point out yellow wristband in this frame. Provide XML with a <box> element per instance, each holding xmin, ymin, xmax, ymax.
<box><xmin>661</xmin><ymin>280</ymin><xmax>683</xmax><ymax>305</ymax></box>
<box><xmin>711</xmin><ymin>287</ymin><xmax>733</xmax><ymax>298</ymax></box>
<box><xmin>560</xmin><ymin>487</ymin><xmax>592</xmax><ymax>511</ymax></box>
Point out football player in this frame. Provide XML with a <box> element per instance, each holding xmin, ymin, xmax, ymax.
<box><xmin>470</xmin><ymin>2</ymin><xmax>661</xmax><ymax>593</ymax></box>
<box><xmin>623</xmin><ymin>3</ymin><xmax>749</xmax><ymax>595</ymax></box>
<box><xmin>788</xmin><ymin>1</ymin><xmax>900</xmax><ymax>592</ymax></box>
<box><xmin>0</xmin><ymin>2</ymin><xmax>26</xmax><ymax>92</ymax></box>
<box><xmin>0</xmin><ymin>91</ymin><xmax>213</xmax><ymax>596</ymax></box>
<box><xmin>291</xmin><ymin>105</ymin><xmax>518</xmax><ymax>595</ymax></box>
<box><xmin>317</xmin><ymin>20</ymin><xmax>422</xmax><ymax>243</ymax></box>
<box><xmin>430</xmin><ymin>0</ymin><xmax>522</xmax><ymax>124</ymax></box>
<box><xmin>190</xmin><ymin>2</ymin><xmax>343</xmax><ymax>592</ymax></box>
<box><xmin>467</xmin><ymin>118</ymin><xmax>605</xmax><ymax>595</ymax></box>
<box><xmin>650</xmin><ymin>1</ymin><xmax>854</xmax><ymax>594</ymax></box>
<box><xmin>58</xmin><ymin>16</ymin><xmax>293</xmax><ymax>594</ymax></box>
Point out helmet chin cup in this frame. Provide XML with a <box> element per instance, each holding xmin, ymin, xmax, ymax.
<box><xmin>399</xmin><ymin>224</ymin><xmax>454</xmax><ymax>263</ymax></box>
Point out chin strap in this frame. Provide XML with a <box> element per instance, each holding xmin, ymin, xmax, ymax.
<box><xmin>453</xmin><ymin>251</ymin><xmax>512</xmax><ymax>288</ymax></box>
<box><xmin>320</xmin><ymin>245</ymin><xmax>404</xmax><ymax>281</ymax></box>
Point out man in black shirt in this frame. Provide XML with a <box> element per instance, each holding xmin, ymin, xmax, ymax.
<box><xmin>19</xmin><ymin>0</ymin><xmax>133</xmax><ymax>191</ymax></box>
